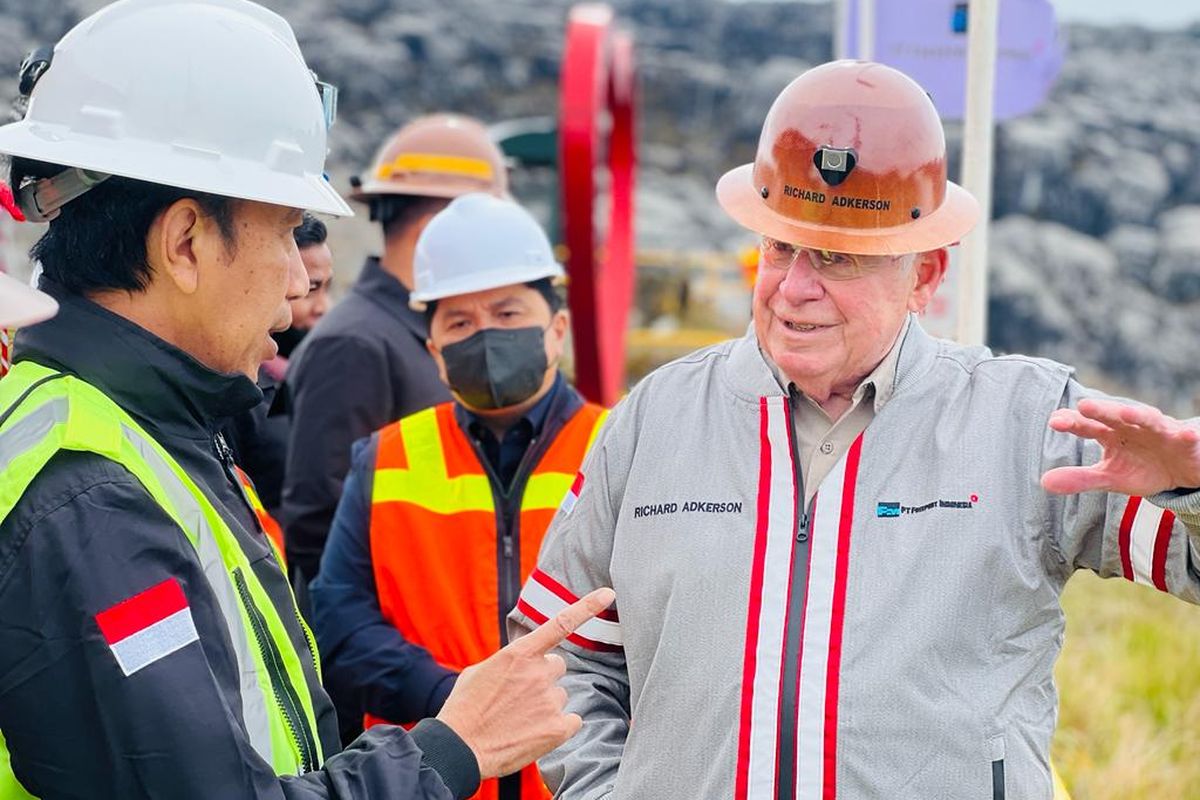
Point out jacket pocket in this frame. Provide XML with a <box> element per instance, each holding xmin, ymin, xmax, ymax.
<box><xmin>989</xmin><ymin>734</ymin><xmax>1006</xmax><ymax>800</ymax></box>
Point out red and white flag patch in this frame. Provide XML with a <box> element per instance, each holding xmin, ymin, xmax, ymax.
<box><xmin>559</xmin><ymin>472</ymin><xmax>585</xmax><ymax>516</ymax></box>
<box><xmin>95</xmin><ymin>578</ymin><xmax>199</xmax><ymax>676</ymax></box>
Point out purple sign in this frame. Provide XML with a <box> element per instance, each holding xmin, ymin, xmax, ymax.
<box><xmin>842</xmin><ymin>0</ymin><xmax>1066</xmax><ymax>121</ymax></box>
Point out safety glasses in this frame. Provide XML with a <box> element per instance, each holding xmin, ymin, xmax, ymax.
<box><xmin>312</xmin><ymin>71</ymin><xmax>338</xmax><ymax>131</ymax></box>
<box><xmin>758</xmin><ymin>236</ymin><xmax>899</xmax><ymax>281</ymax></box>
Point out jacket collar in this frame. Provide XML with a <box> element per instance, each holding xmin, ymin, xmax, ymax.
<box><xmin>725</xmin><ymin>313</ymin><xmax>940</xmax><ymax>404</ymax></box>
<box><xmin>14</xmin><ymin>282</ymin><xmax>262</xmax><ymax>439</ymax></box>
<box><xmin>353</xmin><ymin>256</ymin><xmax>430</xmax><ymax>342</ymax></box>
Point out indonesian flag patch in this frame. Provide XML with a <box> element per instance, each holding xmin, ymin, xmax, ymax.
<box><xmin>95</xmin><ymin>578</ymin><xmax>199</xmax><ymax>676</ymax></box>
<box><xmin>560</xmin><ymin>472</ymin><xmax>585</xmax><ymax>516</ymax></box>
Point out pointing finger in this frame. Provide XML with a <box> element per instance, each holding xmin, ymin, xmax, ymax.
<box><xmin>519</xmin><ymin>587</ymin><xmax>617</xmax><ymax>656</ymax></box>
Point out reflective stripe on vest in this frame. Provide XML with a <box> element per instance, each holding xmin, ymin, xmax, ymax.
<box><xmin>0</xmin><ymin>362</ymin><xmax>324</xmax><ymax>795</ymax></box>
<box><xmin>366</xmin><ymin>401</ymin><xmax>606</xmax><ymax>800</ymax></box>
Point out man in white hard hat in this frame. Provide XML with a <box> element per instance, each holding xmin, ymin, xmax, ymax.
<box><xmin>508</xmin><ymin>61</ymin><xmax>1200</xmax><ymax>800</ymax></box>
<box><xmin>283</xmin><ymin>114</ymin><xmax>510</xmax><ymax>585</ymax></box>
<box><xmin>0</xmin><ymin>3</ymin><xmax>611</xmax><ymax>799</ymax></box>
<box><xmin>311</xmin><ymin>193</ymin><xmax>608</xmax><ymax>800</ymax></box>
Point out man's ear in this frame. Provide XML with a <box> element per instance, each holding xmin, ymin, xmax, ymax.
<box><xmin>907</xmin><ymin>248</ymin><xmax>949</xmax><ymax>314</ymax></box>
<box><xmin>426</xmin><ymin>337</ymin><xmax>449</xmax><ymax>386</ymax></box>
<box><xmin>148</xmin><ymin>198</ymin><xmax>222</xmax><ymax>296</ymax></box>
<box><xmin>549</xmin><ymin>308</ymin><xmax>570</xmax><ymax>342</ymax></box>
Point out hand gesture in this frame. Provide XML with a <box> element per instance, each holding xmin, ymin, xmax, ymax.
<box><xmin>1041</xmin><ymin>398</ymin><xmax>1200</xmax><ymax>496</ymax></box>
<box><xmin>436</xmin><ymin>587</ymin><xmax>617</xmax><ymax>779</ymax></box>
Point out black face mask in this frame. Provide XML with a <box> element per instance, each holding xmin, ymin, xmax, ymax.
<box><xmin>441</xmin><ymin>325</ymin><xmax>550</xmax><ymax>411</ymax></box>
<box><xmin>272</xmin><ymin>326</ymin><xmax>308</xmax><ymax>359</ymax></box>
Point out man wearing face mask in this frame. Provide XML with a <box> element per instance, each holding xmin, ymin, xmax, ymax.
<box><xmin>310</xmin><ymin>193</ymin><xmax>607</xmax><ymax>800</ymax></box>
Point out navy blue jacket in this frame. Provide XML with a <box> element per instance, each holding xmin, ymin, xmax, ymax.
<box><xmin>311</xmin><ymin>375</ymin><xmax>578</xmax><ymax>724</ymax></box>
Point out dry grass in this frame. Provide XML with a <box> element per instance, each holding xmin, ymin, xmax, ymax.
<box><xmin>1053</xmin><ymin>571</ymin><xmax>1200</xmax><ymax>799</ymax></box>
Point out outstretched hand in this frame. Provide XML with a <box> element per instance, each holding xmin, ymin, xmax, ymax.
<box><xmin>1041</xmin><ymin>398</ymin><xmax>1200</xmax><ymax>496</ymax></box>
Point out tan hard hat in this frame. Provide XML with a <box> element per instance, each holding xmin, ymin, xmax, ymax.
<box><xmin>349</xmin><ymin>113</ymin><xmax>508</xmax><ymax>201</ymax></box>
<box><xmin>716</xmin><ymin>60</ymin><xmax>980</xmax><ymax>256</ymax></box>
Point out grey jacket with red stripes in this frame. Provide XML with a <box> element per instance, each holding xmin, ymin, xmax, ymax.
<box><xmin>507</xmin><ymin>319</ymin><xmax>1200</xmax><ymax>800</ymax></box>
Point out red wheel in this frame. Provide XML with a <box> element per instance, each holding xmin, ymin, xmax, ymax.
<box><xmin>559</xmin><ymin>4</ymin><xmax>636</xmax><ymax>406</ymax></box>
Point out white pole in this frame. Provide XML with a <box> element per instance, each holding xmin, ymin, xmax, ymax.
<box><xmin>857</xmin><ymin>0</ymin><xmax>875</xmax><ymax>61</ymax></box>
<box><xmin>956</xmin><ymin>0</ymin><xmax>999</xmax><ymax>346</ymax></box>
<box><xmin>834</xmin><ymin>0</ymin><xmax>849</xmax><ymax>60</ymax></box>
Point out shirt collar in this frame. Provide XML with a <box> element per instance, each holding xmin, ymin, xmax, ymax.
<box><xmin>763</xmin><ymin>314</ymin><xmax>912</xmax><ymax>414</ymax></box>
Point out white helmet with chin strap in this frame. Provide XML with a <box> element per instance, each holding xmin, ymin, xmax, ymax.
<box><xmin>0</xmin><ymin>0</ymin><xmax>352</xmax><ymax>221</ymax></box>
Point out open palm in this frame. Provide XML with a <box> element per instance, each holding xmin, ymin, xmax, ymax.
<box><xmin>1041</xmin><ymin>398</ymin><xmax>1200</xmax><ymax>497</ymax></box>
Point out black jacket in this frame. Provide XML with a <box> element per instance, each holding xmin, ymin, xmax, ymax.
<box><xmin>0</xmin><ymin>287</ymin><xmax>478</xmax><ymax>800</ymax></box>
<box><xmin>282</xmin><ymin>257</ymin><xmax>450</xmax><ymax>582</ymax></box>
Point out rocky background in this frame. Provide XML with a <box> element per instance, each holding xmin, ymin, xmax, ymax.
<box><xmin>2</xmin><ymin>0</ymin><xmax>1198</xmax><ymax>410</ymax></box>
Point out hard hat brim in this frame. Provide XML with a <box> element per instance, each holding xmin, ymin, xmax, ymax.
<box><xmin>0</xmin><ymin>122</ymin><xmax>354</xmax><ymax>218</ymax></box>
<box><xmin>409</xmin><ymin>262</ymin><xmax>566</xmax><ymax>305</ymax></box>
<box><xmin>348</xmin><ymin>180</ymin><xmax>501</xmax><ymax>203</ymax></box>
<box><xmin>0</xmin><ymin>270</ymin><xmax>58</xmax><ymax>328</ymax></box>
<box><xmin>715</xmin><ymin>163</ymin><xmax>980</xmax><ymax>256</ymax></box>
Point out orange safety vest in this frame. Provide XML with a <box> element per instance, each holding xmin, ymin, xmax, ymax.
<box><xmin>233</xmin><ymin>463</ymin><xmax>286</xmax><ymax>564</ymax></box>
<box><xmin>367</xmin><ymin>400</ymin><xmax>607</xmax><ymax>800</ymax></box>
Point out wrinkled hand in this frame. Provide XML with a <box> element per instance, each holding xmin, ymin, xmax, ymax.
<box><xmin>436</xmin><ymin>587</ymin><xmax>616</xmax><ymax>779</ymax></box>
<box><xmin>1041</xmin><ymin>398</ymin><xmax>1200</xmax><ymax>496</ymax></box>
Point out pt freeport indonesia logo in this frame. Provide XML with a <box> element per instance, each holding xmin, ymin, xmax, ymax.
<box><xmin>877</xmin><ymin>493</ymin><xmax>980</xmax><ymax>518</ymax></box>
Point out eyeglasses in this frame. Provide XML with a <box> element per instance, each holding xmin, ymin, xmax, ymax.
<box><xmin>758</xmin><ymin>236</ymin><xmax>899</xmax><ymax>281</ymax></box>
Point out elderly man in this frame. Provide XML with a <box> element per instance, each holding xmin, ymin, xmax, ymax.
<box><xmin>312</xmin><ymin>193</ymin><xmax>607</xmax><ymax>800</ymax></box>
<box><xmin>0</xmin><ymin>2</ymin><xmax>610</xmax><ymax>799</ymax></box>
<box><xmin>509</xmin><ymin>60</ymin><xmax>1200</xmax><ymax>800</ymax></box>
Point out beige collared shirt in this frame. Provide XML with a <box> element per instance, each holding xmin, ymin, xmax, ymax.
<box><xmin>763</xmin><ymin>316</ymin><xmax>910</xmax><ymax>505</ymax></box>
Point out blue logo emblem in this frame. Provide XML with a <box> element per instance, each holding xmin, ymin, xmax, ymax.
<box><xmin>876</xmin><ymin>502</ymin><xmax>901</xmax><ymax>518</ymax></box>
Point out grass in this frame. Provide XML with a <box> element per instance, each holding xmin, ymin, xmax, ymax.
<box><xmin>1053</xmin><ymin>571</ymin><xmax>1200</xmax><ymax>799</ymax></box>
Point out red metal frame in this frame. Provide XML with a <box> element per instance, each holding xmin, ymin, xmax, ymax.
<box><xmin>559</xmin><ymin>4</ymin><xmax>636</xmax><ymax>406</ymax></box>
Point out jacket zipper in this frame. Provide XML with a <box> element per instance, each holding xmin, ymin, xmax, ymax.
<box><xmin>469</xmin><ymin>413</ymin><xmax>566</xmax><ymax>800</ymax></box>
<box><xmin>214</xmin><ymin>431</ymin><xmax>320</xmax><ymax>773</ymax></box>
<box><xmin>232</xmin><ymin>567</ymin><xmax>319</xmax><ymax>773</ymax></box>
<box><xmin>473</xmin><ymin>434</ymin><xmax>545</xmax><ymax>649</ymax></box>
<box><xmin>776</xmin><ymin>397</ymin><xmax>812</xmax><ymax>799</ymax></box>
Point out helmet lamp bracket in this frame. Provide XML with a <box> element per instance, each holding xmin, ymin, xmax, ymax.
<box><xmin>814</xmin><ymin>146</ymin><xmax>857</xmax><ymax>186</ymax></box>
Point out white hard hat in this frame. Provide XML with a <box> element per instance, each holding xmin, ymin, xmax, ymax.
<box><xmin>411</xmin><ymin>193</ymin><xmax>564</xmax><ymax>307</ymax></box>
<box><xmin>0</xmin><ymin>271</ymin><xmax>57</xmax><ymax>328</ymax></box>
<box><xmin>0</xmin><ymin>0</ymin><xmax>351</xmax><ymax>219</ymax></box>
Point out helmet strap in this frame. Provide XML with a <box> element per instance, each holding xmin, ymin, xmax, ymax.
<box><xmin>18</xmin><ymin>167</ymin><xmax>111</xmax><ymax>222</ymax></box>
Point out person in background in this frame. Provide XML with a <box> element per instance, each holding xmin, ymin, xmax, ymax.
<box><xmin>282</xmin><ymin>113</ymin><xmax>509</xmax><ymax>585</ymax></box>
<box><xmin>223</xmin><ymin>212</ymin><xmax>333</xmax><ymax>522</ymax></box>
<box><xmin>312</xmin><ymin>193</ymin><xmax>608</xmax><ymax>800</ymax></box>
